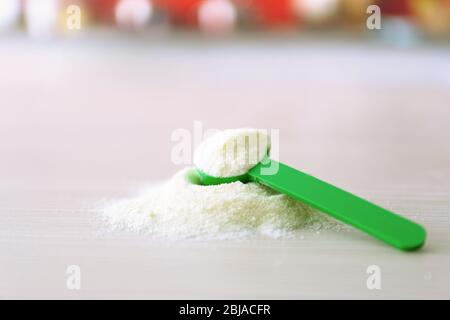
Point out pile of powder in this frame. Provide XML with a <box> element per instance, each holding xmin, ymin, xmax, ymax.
<box><xmin>102</xmin><ymin>128</ymin><xmax>343</xmax><ymax>239</ymax></box>
<box><xmin>102</xmin><ymin>168</ymin><xmax>340</xmax><ymax>239</ymax></box>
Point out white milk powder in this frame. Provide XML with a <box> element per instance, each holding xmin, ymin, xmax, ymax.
<box><xmin>194</xmin><ymin>128</ymin><xmax>269</xmax><ymax>177</ymax></box>
<box><xmin>102</xmin><ymin>129</ymin><xmax>342</xmax><ymax>239</ymax></box>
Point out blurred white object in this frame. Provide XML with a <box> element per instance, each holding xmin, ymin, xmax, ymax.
<box><xmin>115</xmin><ymin>0</ymin><xmax>153</xmax><ymax>29</ymax></box>
<box><xmin>293</xmin><ymin>0</ymin><xmax>339</xmax><ymax>23</ymax></box>
<box><xmin>0</xmin><ymin>0</ymin><xmax>21</xmax><ymax>31</ymax></box>
<box><xmin>198</xmin><ymin>0</ymin><xmax>236</xmax><ymax>33</ymax></box>
<box><xmin>24</xmin><ymin>0</ymin><xmax>59</xmax><ymax>38</ymax></box>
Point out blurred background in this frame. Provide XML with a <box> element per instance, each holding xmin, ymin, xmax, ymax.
<box><xmin>1</xmin><ymin>0</ymin><xmax>450</xmax><ymax>38</ymax></box>
<box><xmin>0</xmin><ymin>0</ymin><xmax>449</xmax><ymax>187</ymax></box>
<box><xmin>0</xmin><ymin>0</ymin><xmax>450</xmax><ymax>38</ymax></box>
<box><xmin>1</xmin><ymin>0</ymin><xmax>450</xmax><ymax>300</ymax></box>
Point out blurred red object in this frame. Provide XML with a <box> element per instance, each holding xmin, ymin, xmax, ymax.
<box><xmin>241</xmin><ymin>0</ymin><xmax>297</xmax><ymax>27</ymax></box>
<box><xmin>85</xmin><ymin>0</ymin><xmax>298</xmax><ymax>28</ymax></box>
<box><xmin>89</xmin><ymin>0</ymin><xmax>119</xmax><ymax>23</ymax></box>
<box><xmin>154</xmin><ymin>0</ymin><xmax>296</xmax><ymax>28</ymax></box>
<box><xmin>153</xmin><ymin>0</ymin><xmax>202</xmax><ymax>25</ymax></box>
<box><xmin>377</xmin><ymin>0</ymin><xmax>412</xmax><ymax>16</ymax></box>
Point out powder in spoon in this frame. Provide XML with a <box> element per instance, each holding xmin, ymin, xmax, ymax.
<box><xmin>101</xmin><ymin>128</ymin><xmax>342</xmax><ymax>239</ymax></box>
<box><xmin>193</xmin><ymin>128</ymin><xmax>269</xmax><ymax>177</ymax></box>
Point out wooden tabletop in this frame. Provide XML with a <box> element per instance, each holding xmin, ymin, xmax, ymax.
<box><xmin>1</xmin><ymin>35</ymin><xmax>449</xmax><ymax>299</ymax></box>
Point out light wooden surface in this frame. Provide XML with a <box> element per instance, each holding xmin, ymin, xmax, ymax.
<box><xmin>1</xmin><ymin>35</ymin><xmax>449</xmax><ymax>299</ymax></box>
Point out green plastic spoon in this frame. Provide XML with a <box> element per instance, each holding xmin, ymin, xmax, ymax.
<box><xmin>197</xmin><ymin>158</ymin><xmax>426</xmax><ymax>251</ymax></box>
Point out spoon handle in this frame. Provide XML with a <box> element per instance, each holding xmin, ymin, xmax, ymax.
<box><xmin>249</xmin><ymin>160</ymin><xmax>426</xmax><ymax>251</ymax></box>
